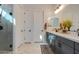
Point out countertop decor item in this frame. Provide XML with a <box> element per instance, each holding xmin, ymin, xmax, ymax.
<box><xmin>63</xmin><ymin>19</ymin><xmax>72</xmax><ymax>31</ymax></box>
<box><xmin>60</xmin><ymin>21</ymin><xmax>68</xmax><ymax>33</ymax></box>
<box><xmin>60</xmin><ymin>18</ymin><xmax>72</xmax><ymax>32</ymax></box>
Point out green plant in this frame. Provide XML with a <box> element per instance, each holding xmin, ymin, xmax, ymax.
<box><xmin>63</xmin><ymin>19</ymin><xmax>72</xmax><ymax>31</ymax></box>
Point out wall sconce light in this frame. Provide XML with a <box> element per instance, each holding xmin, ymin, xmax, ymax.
<box><xmin>54</xmin><ymin>4</ymin><xmax>67</xmax><ymax>14</ymax></box>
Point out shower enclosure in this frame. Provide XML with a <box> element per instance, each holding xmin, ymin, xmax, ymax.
<box><xmin>0</xmin><ymin>4</ymin><xmax>13</xmax><ymax>52</ymax></box>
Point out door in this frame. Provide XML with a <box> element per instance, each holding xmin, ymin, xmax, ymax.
<box><xmin>24</xmin><ymin>11</ymin><xmax>33</xmax><ymax>42</ymax></box>
<box><xmin>24</xmin><ymin>10</ymin><xmax>44</xmax><ymax>43</ymax></box>
<box><xmin>33</xmin><ymin>11</ymin><xmax>44</xmax><ymax>42</ymax></box>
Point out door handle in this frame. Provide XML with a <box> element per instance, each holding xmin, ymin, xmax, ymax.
<box><xmin>29</xmin><ymin>29</ymin><xmax>31</xmax><ymax>32</ymax></box>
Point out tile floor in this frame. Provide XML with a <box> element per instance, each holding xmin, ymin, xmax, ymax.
<box><xmin>15</xmin><ymin>43</ymin><xmax>42</xmax><ymax>54</ymax></box>
<box><xmin>14</xmin><ymin>43</ymin><xmax>54</xmax><ymax>54</ymax></box>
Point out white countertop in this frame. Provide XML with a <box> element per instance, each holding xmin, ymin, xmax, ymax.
<box><xmin>46</xmin><ymin>28</ymin><xmax>79</xmax><ymax>43</ymax></box>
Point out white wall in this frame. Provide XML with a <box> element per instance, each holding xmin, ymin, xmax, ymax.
<box><xmin>13</xmin><ymin>5</ymin><xmax>25</xmax><ymax>50</ymax></box>
<box><xmin>55</xmin><ymin>5</ymin><xmax>79</xmax><ymax>31</ymax></box>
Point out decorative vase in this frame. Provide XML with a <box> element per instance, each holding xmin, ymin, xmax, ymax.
<box><xmin>68</xmin><ymin>27</ymin><xmax>70</xmax><ymax>31</ymax></box>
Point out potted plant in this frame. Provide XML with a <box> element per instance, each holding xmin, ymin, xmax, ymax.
<box><xmin>63</xmin><ymin>19</ymin><xmax>72</xmax><ymax>31</ymax></box>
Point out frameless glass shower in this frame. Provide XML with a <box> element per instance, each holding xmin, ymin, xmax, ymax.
<box><xmin>0</xmin><ymin>4</ymin><xmax>13</xmax><ymax>53</ymax></box>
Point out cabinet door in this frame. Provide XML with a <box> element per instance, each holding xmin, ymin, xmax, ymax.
<box><xmin>46</xmin><ymin>32</ymin><xmax>49</xmax><ymax>43</ymax></box>
<box><xmin>60</xmin><ymin>37</ymin><xmax>74</xmax><ymax>48</ymax></box>
<box><xmin>55</xmin><ymin>38</ymin><xmax>63</xmax><ymax>54</ymax></box>
<box><xmin>75</xmin><ymin>42</ymin><xmax>79</xmax><ymax>51</ymax></box>
<box><xmin>46</xmin><ymin>32</ymin><xmax>56</xmax><ymax>52</ymax></box>
<box><xmin>74</xmin><ymin>42</ymin><xmax>79</xmax><ymax>54</ymax></box>
<box><xmin>46</xmin><ymin>32</ymin><xmax>56</xmax><ymax>44</ymax></box>
<box><xmin>61</xmin><ymin>43</ymin><xmax>74</xmax><ymax>54</ymax></box>
<box><xmin>55</xmin><ymin>36</ymin><xmax>74</xmax><ymax>54</ymax></box>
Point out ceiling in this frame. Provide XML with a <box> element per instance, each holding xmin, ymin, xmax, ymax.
<box><xmin>19</xmin><ymin>4</ymin><xmax>57</xmax><ymax>11</ymax></box>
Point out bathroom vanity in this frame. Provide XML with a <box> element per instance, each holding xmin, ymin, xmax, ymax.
<box><xmin>46</xmin><ymin>29</ymin><xmax>79</xmax><ymax>54</ymax></box>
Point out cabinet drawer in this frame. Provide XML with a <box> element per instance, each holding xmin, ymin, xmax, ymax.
<box><xmin>75</xmin><ymin>42</ymin><xmax>79</xmax><ymax>51</ymax></box>
<box><xmin>59</xmin><ymin>36</ymin><xmax>74</xmax><ymax>48</ymax></box>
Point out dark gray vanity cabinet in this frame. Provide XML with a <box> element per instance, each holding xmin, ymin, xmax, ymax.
<box><xmin>46</xmin><ymin>32</ymin><xmax>75</xmax><ymax>54</ymax></box>
<box><xmin>46</xmin><ymin>32</ymin><xmax>57</xmax><ymax>51</ymax></box>
<box><xmin>46</xmin><ymin>32</ymin><xmax>51</xmax><ymax>44</ymax></box>
<box><xmin>75</xmin><ymin>42</ymin><xmax>79</xmax><ymax>54</ymax></box>
<box><xmin>60</xmin><ymin>37</ymin><xmax>74</xmax><ymax>54</ymax></box>
<box><xmin>54</xmin><ymin>37</ymin><xmax>63</xmax><ymax>54</ymax></box>
<box><xmin>54</xmin><ymin>36</ymin><xmax>74</xmax><ymax>54</ymax></box>
<box><xmin>61</xmin><ymin>43</ymin><xmax>74</xmax><ymax>54</ymax></box>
